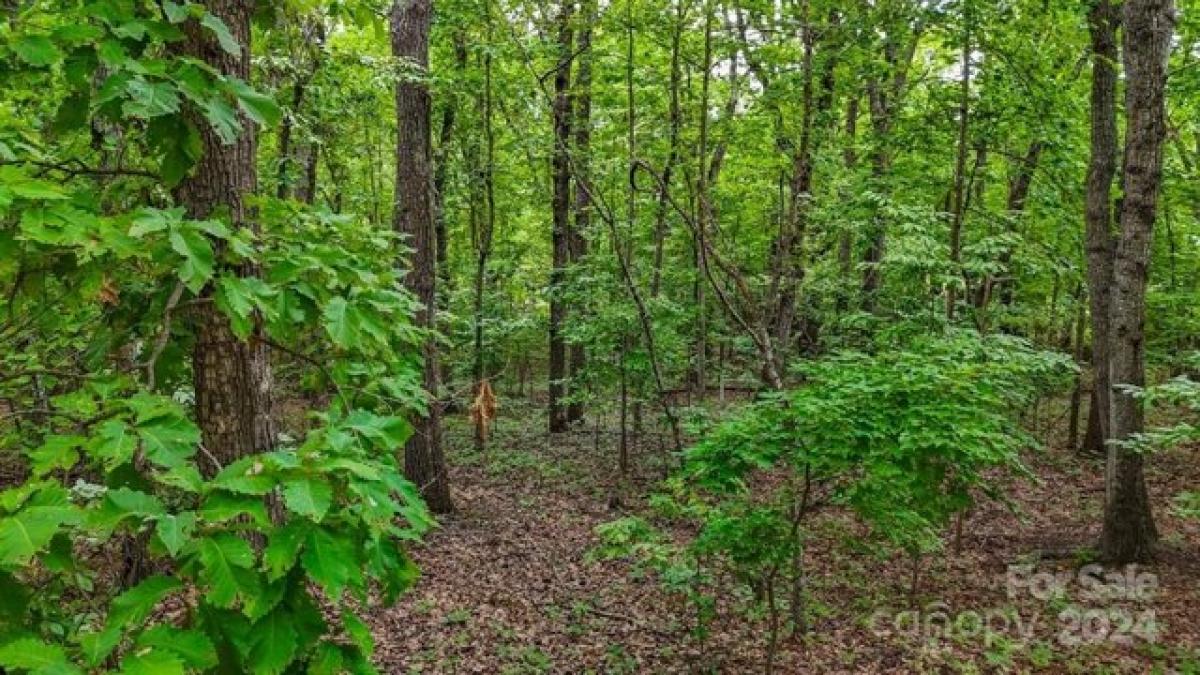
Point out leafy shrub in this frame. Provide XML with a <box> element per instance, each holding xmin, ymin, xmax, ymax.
<box><xmin>598</xmin><ymin>330</ymin><xmax>1073</xmax><ymax>647</ymax></box>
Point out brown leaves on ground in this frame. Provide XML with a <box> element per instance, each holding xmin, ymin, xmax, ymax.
<box><xmin>368</xmin><ymin>400</ymin><xmax>1200</xmax><ymax>673</ymax></box>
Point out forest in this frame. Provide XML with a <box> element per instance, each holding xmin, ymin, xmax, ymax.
<box><xmin>0</xmin><ymin>0</ymin><xmax>1198</xmax><ymax>672</ymax></box>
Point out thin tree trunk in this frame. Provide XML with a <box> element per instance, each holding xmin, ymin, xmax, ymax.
<box><xmin>548</xmin><ymin>1</ymin><xmax>574</xmax><ymax>434</ymax></box>
<box><xmin>946</xmin><ymin>13</ymin><xmax>971</xmax><ymax>319</ymax></box>
<box><xmin>1083</xmin><ymin>0</ymin><xmax>1121</xmax><ymax>458</ymax></box>
<box><xmin>567</xmin><ymin>0</ymin><xmax>594</xmax><ymax>427</ymax></box>
<box><xmin>1102</xmin><ymin>0</ymin><xmax>1172</xmax><ymax>563</ymax></box>
<box><xmin>391</xmin><ymin>0</ymin><xmax>452</xmax><ymax>513</ymax></box>
<box><xmin>652</xmin><ymin>0</ymin><xmax>685</xmax><ymax>299</ymax></box>
<box><xmin>472</xmin><ymin>13</ymin><xmax>498</xmax><ymax>453</ymax></box>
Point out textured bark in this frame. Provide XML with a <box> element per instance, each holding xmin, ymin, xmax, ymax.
<box><xmin>548</xmin><ymin>1</ymin><xmax>574</xmax><ymax>433</ymax></box>
<box><xmin>567</xmin><ymin>0</ymin><xmax>595</xmax><ymax>427</ymax></box>
<box><xmin>1102</xmin><ymin>0</ymin><xmax>1172</xmax><ymax>563</ymax></box>
<box><xmin>391</xmin><ymin>0</ymin><xmax>452</xmax><ymax>514</ymax></box>
<box><xmin>1083</xmin><ymin>0</ymin><xmax>1120</xmax><ymax>459</ymax></box>
<box><xmin>472</xmin><ymin>19</ymin><xmax>497</xmax><ymax>452</ymax></box>
<box><xmin>175</xmin><ymin>0</ymin><xmax>275</xmax><ymax>473</ymax></box>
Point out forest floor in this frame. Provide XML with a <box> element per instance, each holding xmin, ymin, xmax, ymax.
<box><xmin>367</xmin><ymin>398</ymin><xmax>1200</xmax><ymax>674</ymax></box>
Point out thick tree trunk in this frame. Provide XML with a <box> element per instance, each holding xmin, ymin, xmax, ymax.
<box><xmin>1102</xmin><ymin>0</ymin><xmax>1172</xmax><ymax>563</ymax></box>
<box><xmin>1083</xmin><ymin>0</ymin><xmax>1120</xmax><ymax>459</ymax></box>
<box><xmin>176</xmin><ymin>1</ymin><xmax>275</xmax><ymax>473</ymax></box>
<box><xmin>391</xmin><ymin>0</ymin><xmax>453</xmax><ymax>514</ymax></box>
<box><xmin>548</xmin><ymin>0</ymin><xmax>574</xmax><ymax>433</ymax></box>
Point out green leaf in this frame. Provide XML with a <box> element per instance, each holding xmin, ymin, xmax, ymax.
<box><xmin>342</xmin><ymin>612</ymin><xmax>373</xmax><ymax>657</ymax></box>
<box><xmin>0</xmin><ymin>500</ymin><xmax>72</xmax><ymax>566</ymax></box>
<box><xmin>135</xmin><ymin>626</ymin><xmax>218</xmax><ymax>670</ymax></box>
<box><xmin>169</xmin><ymin>226</ymin><xmax>214</xmax><ymax>293</ymax></box>
<box><xmin>200</xmin><ymin>13</ymin><xmax>241</xmax><ymax>55</ymax></box>
<box><xmin>247</xmin><ymin>610</ymin><xmax>298</xmax><ymax>675</ymax></box>
<box><xmin>263</xmin><ymin>521</ymin><xmax>310</xmax><ymax>581</ymax></box>
<box><xmin>155</xmin><ymin>512</ymin><xmax>197</xmax><ymax>556</ymax></box>
<box><xmin>200</xmin><ymin>491</ymin><xmax>269</xmax><ymax>527</ymax></box>
<box><xmin>109</xmin><ymin>575</ymin><xmax>183</xmax><ymax>631</ymax></box>
<box><xmin>323</xmin><ymin>297</ymin><xmax>356</xmax><ymax>347</ymax></box>
<box><xmin>0</xmin><ymin>637</ymin><xmax>78</xmax><ymax>673</ymax></box>
<box><xmin>211</xmin><ymin>456</ymin><xmax>276</xmax><ymax>495</ymax></box>
<box><xmin>281</xmin><ymin>475</ymin><xmax>332</xmax><ymax>522</ymax></box>
<box><xmin>28</xmin><ymin>435</ymin><xmax>84</xmax><ymax>476</ymax></box>
<box><xmin>118</xmin><ymin>648</ymin><xmax>185</xmax><ymax>675</ymax></box>
<box><xmin>227</xmin><ymin>79</ymin><xmax>280</xmax><ymax>127</ymax></box>
<box><xmin>90</xmin><ymin>419</ymin><xmax>137</xmax><ymax>469</ymax></box>
<box><xmin>11</xmin><ymin>35</ymin><xmax>62</xmax><ymax>67</ymax></box>
<box><xmin>137</xmin><ymin>414</ymin><xmax>200</xmax><ymax>468</ymax></box>
<box><xmin>123</xmin><ymin>78</ymin><xmax>181</xmax><ymax>119</ymax></box>
<box><xmin>301</xmin><ymin>527</ymin><xmax>361</xmax><ymax>600</ymax></box>
<box><xmin>197</xmin><ymin>534</ymin><xmax>255</xmax><ymax>608</ymax></box>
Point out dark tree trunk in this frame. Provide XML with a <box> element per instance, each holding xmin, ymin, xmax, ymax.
<box><xmin>1084</xmin><ymin>0</ymin><xmax>1121</xmax><ymax>460</ymax></box>
<box><xmin>175</xmin><ymin>1</ymin><xmax>275</xmax><ymax>473</ymax></box>
<box><xmin>472</xmin><ymin>16</ymin><xmax>497</xmax><ymax>453</ymax></box>
<box><xmin>1102</xmin><ymin>0</ymin><xmax>1172</xmax><ymax>563</ymax></box>
<box><xmin>946</xmin><ymin>15</ymin><xmax>970</xmax><ymax>320</ymax></box>
<box><xmin>548</xmin><ymin>0</ymin><xmax>574</xmax><ymax>433</ymax></box>
<box><xmin>567</xmin><ymin>0</ymin><xmax>595</xmax><ymax>428</ymax></box>
<box><xmin>651</xmin><ymin>0</ymin><xmax>685</xmax><ymax>299</ymax></box>
<box><xmin>391</xmin><ymin>0</ymin><xmax>452</xmax><ymax>514</ymax></box>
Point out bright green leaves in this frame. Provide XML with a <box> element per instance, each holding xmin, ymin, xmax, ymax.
<box><xmin>27</xmin><ymin>435</ymin><xmax>84</xmax><ymax>476</ymax></box>
<box><xmin>10</xmin><ymin>34</ymin><xmax>63</xmax><ymax>67</ymax></box>
<box><xmin>0</xmin><ymin>637</ymin><xmax>79</xmax><ymax>674</ymax></box>
<box><xmin>123</xmin><ymin>78</ymin><xmax>181</xmax><ymax>119</ymax></box>
<box><xmin>0</xmin><ymin>486</ymin><xmax>75</xmax><ymax>567</ymax></box>
<box><xmin>301</xmin><ymin>527</ymin><xmax>362</xmax><ymax>601</ymax></box>
<box><xmin>168</xmin><ymin>225</ymin><xmax>215</xmax><ymax>293</ymax></box>
<box><xmin>135</xmin><ymin>626</ymin><xmax>218</xmax><ymax>671</ymax></box>
<box><xmin>196</xmin><ymin>533</ymin><xmax>257</xmax><ymax>609</ymax></box>
<box><xmin>282</xmin><ymin>475</ymin><xmax>333</xmax><ymax>522</ymax></box>
<box><xmin>155</xmin><ymin>512</ymin><xmax>197</xmax><ymax>555</ymax></box>
<box><xmin>228</xmin><ymin>78</ymin><xmax>282</xmax><ymax>128</ymax></box>
<box><xmin>246</xmin><ymin>609</ymin><xmax>299</xmax><ymax>675</ymax></box>
<box><xmin>200</xmin><ymin>12</ymin><xmax>241</xmax><ymax>55</ymax></box>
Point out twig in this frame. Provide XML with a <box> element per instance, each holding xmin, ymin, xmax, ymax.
<box><xmin>143</xmin><ymin>280</ymin><xmax>186</xmax><ymax>390</ymax></box>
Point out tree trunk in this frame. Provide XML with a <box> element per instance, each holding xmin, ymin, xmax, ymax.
<box><xmin>567</xmin><ymin>0</ymin><xmax>595</xmax><ymax>428</ymax></box>
<box><xmin>1102</xmin><ymin>0</ymin><xmax>1172</xmax><ymax>563</ymax></box>
<box><xmin>391</xmin><ymin>0</ymin><xmax>452</xmax><ymax>514</ymax></box>
<box><xmin>175</xmin><ymin>1</ymin><xmax>275</xmax><ymax>473</ymax></box>
<box><xmin>1083</xmin><ymin>0</ymin><xmax>1120</xmax><ymax>458</ymax></box>
<box><xmin>946</xmin><ymin>14</ymin><xmax>971</xmax><ymax>320</ymax></box>
<box><xmin>472</xmin><ymin>17</ymin><xmax>497</xmax><ymax>453</ymax></box>
<box><xmin>548</xmin><ymin>0</ymin><xmax>574</xmax><ymax>433</ymax></box>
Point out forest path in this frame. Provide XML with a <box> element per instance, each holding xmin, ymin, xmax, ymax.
<box><xmin>368</xmin><ymin>403</ymin><xmax>1200</xmax><ymax>674</ymax></box>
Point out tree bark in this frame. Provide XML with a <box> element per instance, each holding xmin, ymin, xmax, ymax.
<box><xmin>175</xmin><ymin>0</ymin><xmax>275</xmax><ymax>473</ymax></box>
<box><xmin>1084</xmin><ymin>0</ymin><xmax>1121</xmax><ymax>460</ymax></box>
<box><xmin>548</xmin><ymin>0</ymin><xmax>574</xmax><ymax>433</ymax></box>
<box><xmin>567</xmin><ymin>0</ymin><xmax>595</xmax><ymax>427</ymax></box>
<box><xmin>1102</xmin><ymin>0</ymin><xmax>1172</xmax><ymax>563</ymax></box>
<box><xmin>391</xmin><ymin>0</ymin><xmax>452</xmax><ymax>513</ymax></box>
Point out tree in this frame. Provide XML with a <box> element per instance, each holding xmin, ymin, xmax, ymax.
<box><xmin>392</xmin><ymin>0</ymin><xmax>453</xmax><ymax>513</ymax></box>
<box><xmin>1102</xmin><ymin>0</ymin><xmax>1175</xmax><ymax>563</ymax></box>
<box><xmin>548</xmin><ymin>0</ymin><xmax>575</xmax><ymax>433</ymax></box>
<box><xmin>1083</xmin><ymin>0</ymin><xmax>1120</xmax><ymax>459</ymax></box>
<box><xmin>176</xmin><ymin>0</ymin><xmax>276</xmax><ymax>471</ymax></box>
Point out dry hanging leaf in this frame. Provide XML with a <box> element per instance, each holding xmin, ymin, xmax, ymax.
<box><xmin>469</xmin><ymin>379</ymin><xmax>498</xmax><ymax>441</ymax></box>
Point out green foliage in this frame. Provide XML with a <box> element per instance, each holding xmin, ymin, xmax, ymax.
<box><xmin>599</xmin><ymin>330</ymin><xmax>1073</xmax><ymax>633</ymax></box>
<box><xmin>0</xmin><ymin>4</ymin><xmax>431</xmax><ymax>673</ymax></box>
